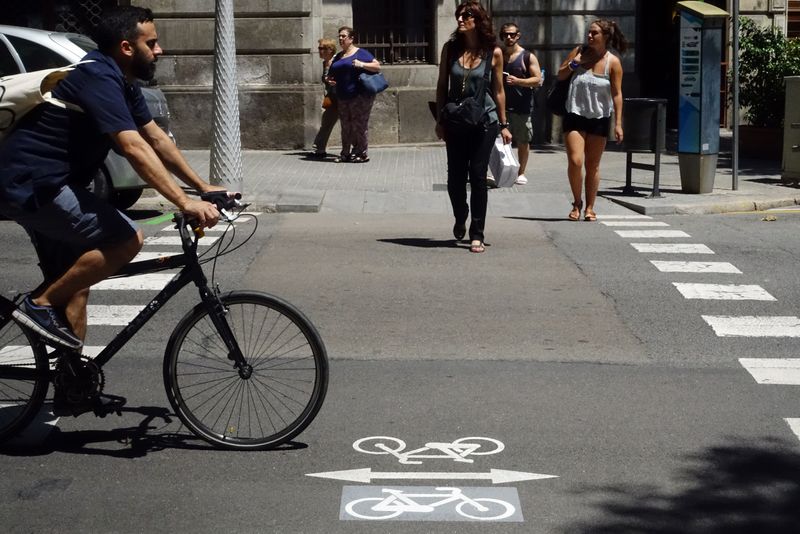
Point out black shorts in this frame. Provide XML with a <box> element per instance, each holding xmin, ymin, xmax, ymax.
<box><xmin>563</xmin><ymin>113</ymin><xmax>610</xmax><ymax>137</ymax></box>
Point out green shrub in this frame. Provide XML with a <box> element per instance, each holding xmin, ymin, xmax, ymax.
<box><xmin>738</xmin><ymin>17</ymin><xmax>800</xmax><ymax>128</ymax></box>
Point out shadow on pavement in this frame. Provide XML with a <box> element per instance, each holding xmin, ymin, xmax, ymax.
<box><xmin>1</xmin><ymin>406</ymin><xmax>308</xmax><ymax>458</ymax></box>
<box><xmin>564</xmin><ymin>437</ymin><xmax>800</xmax><ymax>533</ymax></box>
<box><xmin>377</xmin><ymin>237</ymin><xmax>463</xmax><ymax>249</ymax></box>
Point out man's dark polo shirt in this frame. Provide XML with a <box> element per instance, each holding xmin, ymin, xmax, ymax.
<box><xmin>0</xmin><ymin>50</ymin><xmax>152</xmax><ymax>210</ymax></box>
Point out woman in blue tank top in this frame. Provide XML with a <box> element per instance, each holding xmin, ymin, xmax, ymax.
<box><xmin>434</xmin><ymin>1</ymin><xmax>512</xmax><ymax>253</ymax></box>
<box><xmin>556</xmin><ymin>20</ymin><xmax>627</xmax><ymax>222</ymax></box>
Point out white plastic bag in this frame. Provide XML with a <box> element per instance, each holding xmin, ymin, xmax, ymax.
<box><xmin>488</xmin><ymin>136</ymin><xmax>519</xmax><ymax>188</ymax></box>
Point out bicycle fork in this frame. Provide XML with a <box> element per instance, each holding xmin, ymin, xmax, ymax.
<box><xmin>199</xmin><ymin>285</ymin><xmax>251</xmax><ymax>379</ymax></box>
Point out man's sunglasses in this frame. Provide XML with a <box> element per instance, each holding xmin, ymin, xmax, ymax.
<box><xmin>500</xmin><ymin>32</ymin><xmax>519</xmax><ymax>38</ymax></box>
<box><xmin>456</xmin><ymin>10</ymin><xmax>475</xmax><ymax>21</ymax></box>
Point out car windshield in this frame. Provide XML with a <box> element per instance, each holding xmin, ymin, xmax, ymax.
<box><xmin>66</xmin><ymin>34</ymin><xmax>97</xmax><ymax>53</ymax></box>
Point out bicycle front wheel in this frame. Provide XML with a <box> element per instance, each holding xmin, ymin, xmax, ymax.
<box><xmin>163</xmin><ymin>291</ymin><xmax>328</xmax><ymax>450</ymax></box>
<box><xmin>0</xmin><ymin>314</ymin><xmax>49</xmax><ymax>445</ymax></box>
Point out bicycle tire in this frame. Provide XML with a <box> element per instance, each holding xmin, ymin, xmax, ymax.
<box><xmin>163</xmin><ymin>291</ymin><xmax>328</xmax><ymax>450</ymax></box>
<box><xmin>456</xmin><ymin>498</ymin><xmax>515</xmax><ymax>520</ymax></box>
<box><xmin>345</xmin><ymin>497</ymin><xmax>403</xmax><ymax>520</ymax></box>
<box><xmin>0</xmin><ymin>315</ymin><xmax>49</xmax><ymax>445</ymax></box>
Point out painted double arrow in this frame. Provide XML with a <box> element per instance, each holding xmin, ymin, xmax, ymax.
<box><xmin>306</xmin><ymin>468</ymin><xmax>557</xmax><ymax>484</ymax></box>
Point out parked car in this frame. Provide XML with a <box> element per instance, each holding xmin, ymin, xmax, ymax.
<box><xmin>0</xmin><ymin>24</ymin><xmax>174</xmax><ymax>209</ymax></box>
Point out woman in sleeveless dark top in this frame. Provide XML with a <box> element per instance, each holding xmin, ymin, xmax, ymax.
<box><xmin>434</xmin><ymin>1</ymin><xmax>512</xmax><ymax>253</ymax></box>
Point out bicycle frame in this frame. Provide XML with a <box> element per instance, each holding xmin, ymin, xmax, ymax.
<box><xmin>1</xmin><ymin>213</ymin><xmax>246</xmax><ymax>379</ymax></box>
<box><xmin>371</xmin><ymin>488</ymin><xmax>488</xmax><ymax>513</ymax></box>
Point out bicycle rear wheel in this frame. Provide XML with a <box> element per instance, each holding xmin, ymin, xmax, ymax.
<box><xmin>0</xmin><ymin>313</ymin><xmax>49</xmax><ymax>445</ymax></box>
<box><xmin>163</xmin><ymin>291</ymin><xmax>328</xmax><ymax>450</ymax></box>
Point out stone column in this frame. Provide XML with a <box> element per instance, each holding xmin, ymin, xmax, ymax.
<box><xmin>209</xmin><ymin>0</ymin><xmax>243</xmax><ymax>192</ymax></box>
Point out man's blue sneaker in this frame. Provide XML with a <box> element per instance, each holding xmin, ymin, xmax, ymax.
<box><xmin>11</xmin><ymin>296</ymin><xmax>83</xmax><ymax>350</ymax></box>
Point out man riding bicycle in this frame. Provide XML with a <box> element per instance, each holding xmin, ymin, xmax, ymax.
<box><xmin>0</xmin><ymin>7</ymin><xmax>223</xmax><ymax>413</ymax></box>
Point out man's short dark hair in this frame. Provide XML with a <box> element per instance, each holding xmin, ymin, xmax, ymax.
<box><xmin>90</xmin><ymin>6</ymin><xmax>155</xmax><ymax>54</ymax></box>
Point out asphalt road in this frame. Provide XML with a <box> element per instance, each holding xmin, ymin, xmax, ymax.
<box><xmin>2</xmin><ymin>207</ymin><xmax>800</xmax><ymax>533</ymax></box>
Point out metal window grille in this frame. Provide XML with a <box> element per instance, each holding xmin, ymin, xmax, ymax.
<box><xmin>0</xmin><ymin>0</ymin><xmax>120</xmax><ymax>34</ymax></box>
<box><xmin>353</xmin><ymin>0</ymin><xmax>434</xmax><ymax>64</ymax></box>
<box><xmin>55</xmin><ymin>0</ymin><xmax>120</xmax><ymax>34</ymax></box>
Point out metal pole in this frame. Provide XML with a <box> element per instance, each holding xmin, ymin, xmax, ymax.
<box><xmin>209</xmin><ymin>0</ymin><xmax>244</xmax><ymax>192</ymax></box>
<box><xmin>732</xmin><ymin>0</ymin><xmax>739</xmax><ymax>190</ymax></box>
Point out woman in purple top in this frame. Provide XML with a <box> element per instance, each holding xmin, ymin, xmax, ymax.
<box><xmin>327</xmin><ymin>26</ymin><xmax>381</xmax><ymax>163</ymax></box>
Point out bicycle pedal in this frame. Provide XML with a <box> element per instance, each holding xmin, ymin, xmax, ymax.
<box><xmin>91</xmin><ymin>394</ymin><xmax>127</xmax><ymax>418</ymax></box>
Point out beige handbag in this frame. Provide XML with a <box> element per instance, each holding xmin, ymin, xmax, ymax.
<box><xmin>0</xmin><ymin>61</ymin><xmax>90</xmax><ymax>141</ymax></box>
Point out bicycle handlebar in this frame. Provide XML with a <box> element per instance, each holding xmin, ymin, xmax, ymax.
<box><xmin>200</xmin><ymin>190</ymin><xmax>242</xmax><ymax>211</ymax></box>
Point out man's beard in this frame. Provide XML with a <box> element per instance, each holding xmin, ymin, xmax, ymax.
<box><xmin>131</xmin><ymin>50</ymin><xmax>157</xmax><ymax>81</ymax></box>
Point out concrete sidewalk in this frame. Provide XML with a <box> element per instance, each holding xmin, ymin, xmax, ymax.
<box><xmin>138</xmin><ymin>143</ymin><xmax>800</xmax><ymax>217</ymax></box>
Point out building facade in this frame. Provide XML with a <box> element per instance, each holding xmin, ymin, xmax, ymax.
<box><xmin>1</xmin><ymin>0</ymin><xmax>792</xmax><ymax>148</ymax></box>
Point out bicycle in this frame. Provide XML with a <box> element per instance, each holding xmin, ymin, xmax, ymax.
<box><xmin>352</xmin><ymin>436</ymin><xmax>504</xmax><ymax>464</ymax></box>
<box><xmin>344</xmin><ymin>487</ymin><xmax>516</xmax><ymax>521</ymax></box>
<box><xmin>0</xmin><ymin>192</ymin><xmax>328</xmax><ymax>450</ymax></box>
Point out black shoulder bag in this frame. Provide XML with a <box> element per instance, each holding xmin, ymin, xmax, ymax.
<box><xmin>440</xmin><ymin>45</ymin><xmax>492</xmax><ymax>130</ymax></box>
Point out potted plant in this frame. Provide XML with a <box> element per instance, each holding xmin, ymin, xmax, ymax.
<box><xmin>737</xmin><ymin>17</ymin><xmax>800</xmax><ymax>159</ymax></box>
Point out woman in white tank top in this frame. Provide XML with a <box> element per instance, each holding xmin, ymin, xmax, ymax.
<box><xmin>556</xmin><ymin>20</ymin><xmax>627</xmax><ymax>222</ymax></box>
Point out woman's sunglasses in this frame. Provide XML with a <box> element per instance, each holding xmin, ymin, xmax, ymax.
<box><xmin>456</xmin><ymin>10</ymin><xmax>475</xmax><ymax>21</ymax></box>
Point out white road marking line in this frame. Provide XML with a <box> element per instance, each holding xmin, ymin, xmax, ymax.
<box><xmin>703</xmin><ymin>315</ymin><xmax>800</xmax><ymax>337</ymax></box>
<box><xmin>144</xmin><ymin>236</ymin><xmax>219</xmax><ymax>246</ymax></box>
<box><xmin>601</xmin><ymin>221</ymin><xmax>670</xmax><ymax>227</ymax></box>
<box><xmin>615</xmin><ymin>230</ymin><xmax>691</xmax><ymax>238</ymax></box>
<box><xmin>673</xmin><ymin>283</ymin><xmax>776</xmax><ymax>301</ymax></box>
<box><xmin>786</xmin><ymin>419</ymin><xmax>800</xmax><ymax>442</ymax></box>
<box><xmin>650</xmin><ymin>261</ymin><xmax>742</xmax><ymax>273</ymax></box>
<box><xmin>2</xmin><ymin>346</ymin><xmax>104</xmax><ymax>361</ymax></box>
<box><xmin>87</xmin><ymin>305</ymin><xmax>144</xmax><ymax>325</ymax></box>
<box><xmin>132</xmin><ymin>251</ymin><xmax>179</xmax><ymax>262</ymax></box>
<box><xmin>739</xmin><ymin>358</ymin><xmax>800</xmax><ymax>385</ymax></box>
<box><xmin>92</xmin><ymin>273</ymin><xmax>176</xmax><ymax>291</ymax></box>
<box><xmin>162</xmin><ymin>225</ymin><xmax>228</xmax><ymax>233</ymax></box>
<box><xmin>597</xmin><ymin>214</ymin><xmax>653</xmax><ymax>219</ymax></box>
<box><xmin>631</xmin><ymin>243</ymin><xmax>714</xmax><ymax>254</ymax></box>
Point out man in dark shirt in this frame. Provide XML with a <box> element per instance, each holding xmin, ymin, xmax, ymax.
<box><xmin>0</xmin><ymin>7</ymin><xmax>221</xmax><ymax>366</ymax></box>
<box><xmin>500</xmin><ymin>23</ymin><xmax>542</xmax><ymax>186</ymax></box>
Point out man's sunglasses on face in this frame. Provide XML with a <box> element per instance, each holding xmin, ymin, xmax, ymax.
<box><xmin>501</xmin><ymin>32</ymin><xmax>519</xmax><ymax>39</ymax></box>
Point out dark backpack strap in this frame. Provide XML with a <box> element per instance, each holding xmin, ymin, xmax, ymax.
<box><xmin>477</xmin><ymin>48</ymin><xmax>493</xmax><ymax>96</ymax></box>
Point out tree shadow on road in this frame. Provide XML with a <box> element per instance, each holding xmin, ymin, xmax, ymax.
<box><xmin>1</xmin><ymin>406</ymin><xmax>307</xmax><ymax>458</ymax></box>
<box><xmin>563</xmin><ymin>437</ymin><xmax>800</xmax><ymax>533</ymax></box>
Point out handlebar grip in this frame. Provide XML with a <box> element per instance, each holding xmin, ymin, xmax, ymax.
<box><xmin>200</xmin><ymin>191</ymin><xmax>242</xmax><ymax>210</ymax></box>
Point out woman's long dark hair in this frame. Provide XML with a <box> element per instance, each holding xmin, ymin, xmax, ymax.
<box><xmin>592</xmin><ymin>19</ymin><xmax>629</xmax><ymax>54</ymax></box>
<box><xmin>449</xmin><ymin>2</ymin><xmax>496</xmax><ymax>55</ymax></box>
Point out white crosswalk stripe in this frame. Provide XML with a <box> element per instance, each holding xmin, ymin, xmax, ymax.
<box><xmin>92</xmin><ymin>273</ymin><xmax>177</xmax><ymax>291</ymax></box>
<box><xmin>631</xmin><ymin>243</ymin><xmax>714</xmax><ymax>254</ymax></box>
<box><xmin>739</xmin><ymin>358</ymin><xmax>800</xmax><ymax>384</ymax></box>
<box><xmin>597</xmin><ymin>214</ymin><xmax>653</xmax><ymax>219</ymax></box>
<box><xmin>673</xmin><ymin>283</ymin><xmax>776</xmax><ymax>301</ymax></box>
<box><xmin>616</xmin><ymin>230</ymin><xmax>691</xmax><ymax>238</ymax></box>
<box><xmin>703</xmin><ymin>315</ymin><xmax>800</xmax><ymax>337</ymax></box>
<box><xmin>144</xmin><ymin>236</ymin><xmax>219</xmax><ymax>246</ymax></box>
<box><xmin>131</xmin><ymin>251</ymin><xmax>179</xmax><ymax>262</ymax></box>
<box><xmin>601</xmin><ymin>221</ymin><xmax>670</xmax><ymax>227</ymax></box>
<box><xmin>650</xmin><ymin>261</ymin><xmax>741</xmax><ymax>273</ymax></box>
<box><xmin>87</xmin><ymin>305</ymin><xmax>145</xmax><ymax>325</ymax></box>
<box><xmin>786</xmin><ymin>419</ymin><xmax>800</xmax><ymax>441</ymax></box>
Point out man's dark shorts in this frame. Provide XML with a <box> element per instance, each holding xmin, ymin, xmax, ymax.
<box><xmin>0</xmin><ymin>185</ymin><xmax>138</xmax><ymax>281</ymax></box>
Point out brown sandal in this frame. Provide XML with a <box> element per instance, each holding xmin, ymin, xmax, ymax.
<box><xmin>584</xmin><ymin>209</ymin><xmax>597</xmax><ymax>222</ymax></box>
<box><xmin>568</xmin><ymin>200</ymin><xmax>583</xmax><ymax>221</ymax></box>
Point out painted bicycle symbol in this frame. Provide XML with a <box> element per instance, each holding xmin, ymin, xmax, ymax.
<box><xmin>344</xmin><ymin>487</ymin><xmax>516</xmax><ymax>521</ymax></box>
<box><xmin>352</xmin><ymin>436</ymin><xmax>504</xmax><ymax>464</ymax></box>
